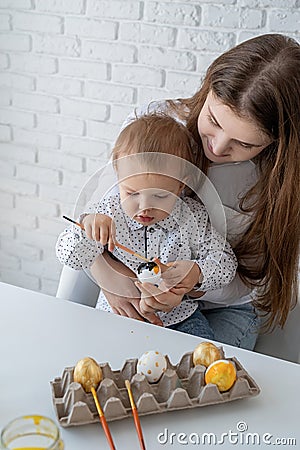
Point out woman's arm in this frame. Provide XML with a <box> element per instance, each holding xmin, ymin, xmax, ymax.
<box><xmin>90</xmin><ymin>253</ymin><xmax>163</xmax><ymax>325</ymax></box>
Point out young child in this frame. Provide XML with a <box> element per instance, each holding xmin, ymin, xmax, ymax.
<box><xmin>56</xmin><ymin>113</ymin><xmax>237</xmax><ymax>338</ymax></box>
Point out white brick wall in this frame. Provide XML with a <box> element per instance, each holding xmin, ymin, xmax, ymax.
<box><xmin>0</xmin><ymin>0</ymin><xmax>299</xmax><ymax>295</ymax></box>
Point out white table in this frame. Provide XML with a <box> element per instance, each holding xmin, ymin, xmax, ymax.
<box><xmin>0</xmin><ymin>282</ymin><xmax>299</xmax><ymax>449</ymax></box>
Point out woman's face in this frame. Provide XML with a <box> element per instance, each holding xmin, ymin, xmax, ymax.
<box><xmin>198</xmin><ymin>91</ymin><xmax>272</xmax><ymax>163</ymax></box>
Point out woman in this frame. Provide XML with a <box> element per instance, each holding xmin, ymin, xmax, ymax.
<box><xmin>63</xmin><ymin>34</ymin><xmax>300</xmax><ymax>350</ymax></box>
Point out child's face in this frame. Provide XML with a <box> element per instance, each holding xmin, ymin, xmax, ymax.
<box><xmin>118</xmin><ymin>172</ymin><xmax>184</xmax><ymax>226</ymax></box>
<box><xmin>198</xmin><ymin>91</ymin><xmax>272</xmax><ymax>163</ymax></box>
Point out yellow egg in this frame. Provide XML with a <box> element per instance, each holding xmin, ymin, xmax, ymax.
<box><xmin>205</xmin><ymin>359</ymin><xmax>237</xmax><ymax>392</ymax></box>
<box><xmin>74</xmin><ymin>357</ymin><xmax>103</xmax><ymax>392</ymax></box>
<box><xmin>192</xmin><ymin>342</ymin><xmax>222</xmax><ymax>367</ymax></box>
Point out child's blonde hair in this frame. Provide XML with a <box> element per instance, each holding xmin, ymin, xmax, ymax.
<box><xmin>112</xmin><ymin>113</ymin><xmax>197</xmax><ymax>176</ymax></box>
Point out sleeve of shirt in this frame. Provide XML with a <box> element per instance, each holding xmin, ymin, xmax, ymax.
<box><xmin>55</xmin><ymin>197</ymin><xmax>116</xmax><ymax>270</ymax></box>
<box><xmin>199</xmin><ymin>276</ymin><xmax>253</xmax><ymax>305</ymax></box>
<box><xmin>185</xmin><ymin>198</ymin><xmax>238</xmax><ymax>291</ymax></box>
<box><xmin>55</xmin><ymin>226</ymin><xmax>104</xmax><ymax>269</ymax></box>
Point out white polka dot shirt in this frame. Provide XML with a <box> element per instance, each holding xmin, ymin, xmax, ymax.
<box><xmin>56</xmin><ymin>193</ymin><xmax>237</xmax><ymax>326</ymax></box>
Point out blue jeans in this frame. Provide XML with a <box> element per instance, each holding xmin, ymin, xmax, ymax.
<box><xmin>168</xmin><ymin>303</ymin><xmax>260</xmax><ymax>350</ymax></box>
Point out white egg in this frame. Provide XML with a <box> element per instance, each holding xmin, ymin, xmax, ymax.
<box><xmin>137</xmin><ymin>350</ymin><xmax>167</xmax><ymax>383</ymax></box>
<box><xmin>137</xmin><ymin>261</ymin><xmax>162</xmax><ymax>286</ymax></box>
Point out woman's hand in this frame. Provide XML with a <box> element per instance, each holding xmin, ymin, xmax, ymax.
<box><xmin>102</xmin><ymin>289</ymin><xmax>163</xmax><ymax>325</ymax></box>
<box><xmin>90</xmin><ymin>253</ymin><xmax>163</xmax><ymax>326</ymax></box>
<box><xmin>135</xmin><ymin>281</ymin><xmax>186</xmax><ymax>315</ymax></box>
<box><xmin>82</xmin><ymin>213</ymin><xmax>116</xmax><ymax>251</ymax></box>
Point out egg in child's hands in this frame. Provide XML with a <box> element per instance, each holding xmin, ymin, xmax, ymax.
<box><xmin>137</xmin><ymin>350</ymin><xmax>167</xmax><ymax>383</ymax></box>
<box><xmin>205</xmin><ymin>359</ymin><xmax>237</xmax><ymax>392</ymax></box>
<box><xmin>192</xmin><ymin>341</ymin><xmax>222</xmax><ymax>367</ymax></box>
<box><xmin>137</xmin><ymin>261</ymin><xmax>162</xmax><ymax>285</ymax></box>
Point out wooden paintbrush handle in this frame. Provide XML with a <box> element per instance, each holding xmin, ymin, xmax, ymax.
<box><xmin>91</xmin><ymin>387</ymin><xmax>116</xmax><ymax>450</ymax></box>
<box><xmin>133</xmin><ymin>409</ymin><xmax>146</xmax><ymax>450</ymax></box>
<box><xmin>100</xmin><ymin>415</ymin><xmax>116</xmax><ymax>450</ymax></box>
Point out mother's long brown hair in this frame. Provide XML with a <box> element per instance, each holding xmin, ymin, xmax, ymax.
<box><xmin>170</xmin><ymin>34</ymin><xmax>300</xmax><ymax>330</ymax></box>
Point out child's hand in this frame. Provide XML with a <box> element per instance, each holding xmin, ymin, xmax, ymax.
<box><xmin>160</xmin><ymin>260</ymin><xmax>202</xmax><ymax>292</ymax></box>
<box><xmin>82</xmin><ymin>214</ymin><xmax>116</xmax><ymax>251</ymax></box>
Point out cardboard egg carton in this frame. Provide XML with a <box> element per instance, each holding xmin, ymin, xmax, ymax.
<box><xmin>50</xmin><ymin>350</ymin><xmax>260</xmax><ymax>427</ymax></box>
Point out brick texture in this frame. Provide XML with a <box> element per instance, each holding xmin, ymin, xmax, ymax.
<box><xmin>0</xmin><ymin>0</ymin><xmax>299</xmax><ymax>296</ymax></box>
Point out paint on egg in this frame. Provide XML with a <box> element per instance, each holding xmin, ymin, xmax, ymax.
<box><xmin>137</xmin><ymin>350</ymin><xmax>167</xmax><ymax>383</ymax></box>
<box><xmin>137</xmin><ymin>261</ymin><xmax>162</xmax><ymax>285</ymax></box>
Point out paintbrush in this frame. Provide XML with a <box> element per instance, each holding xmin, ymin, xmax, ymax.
<box><xmin>74</xmin><ymin>357</ymin><xmax>116</xmax><ymax>450</ymax></box>
<box><xmin>62</xmin><ymin>215</ymin><xmax>84</xmax><ymax>230</ymax></box>
<box><xmin>125</xmin><ymin>380</ymin><xmax>146</xmax><ymax>450</ymax></box>
<box><xmin>62</xmin><ymin>215</ymin><xmax>150</xmax><ymax>262</ymax></box>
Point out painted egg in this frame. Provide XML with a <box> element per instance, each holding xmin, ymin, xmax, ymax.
<box><xmin>205</xmin><ymin>359</ymin><xmax>237</xmax><ymax>392</ymax></box>
<box><xmin>73</xmin><ymin>357</ymin><xmax>103</xmax><ymax>393</ymax></box>
<box><xmin>137</xmin><ymin>350</ymin><xmax>167</xmax><ymax>383</ymax></box>
<box><xmin>137</xmin><ymin>261</ymin><xmax>162</xmax><ymax>285</ymax></box>
<box><xmin>192</xmin><ymin>341</ymin><xmax>222</xmax><ymax>367</ymax></box>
